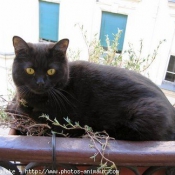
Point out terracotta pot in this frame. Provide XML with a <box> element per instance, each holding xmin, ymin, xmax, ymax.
<box><xmin>8</xmin><ymin>128</ymin><xmax>17</xmax><ymax>135</ymax></box>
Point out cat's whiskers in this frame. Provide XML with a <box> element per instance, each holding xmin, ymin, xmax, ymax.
<box><xmin>51</xmin><ymin>89</ymin><xmax>68</xmax><ymax>112</ymax></box>
<box><xmin>53</xmin><ymin>88</ymin><xmax>75</xmax><ymax>110</ymax></box>
<box><xmin>57</xmin><ymin>88</ymin><xmax>79</xmax><ymax>104</ymax></box>
<box><xmin>18</xmin><ymin>85</ymin><xmax>31</xmax><ymax>98</ymax></box>
<box><xmin>48</xmin><ymin>89</ymin><xmax>64</xmax><ymax>114</ymax></box>
<box><xmin>17</xmin><ymin>86</ymin><xmax>28</xmax><ymax>97</ymax></box>
<box><xmin>48</xmin><ymin>91</ymin><xmax>60</xmax><ymax>113</ymax></box>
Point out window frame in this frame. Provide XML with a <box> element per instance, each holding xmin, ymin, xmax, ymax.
<box><xmin>99</xmin><ymin>11</ymin><xmax>128</xmax><ymax>53</ymax></box>
<box><xmin>161</xmin><ymin>55</ymin><xmax>175</xmax><ymax>92</ymax></box>
<box><xmin>169</xmin><ymin>0</ymin><xmax>175</xmax><ymax>3</ymax></box>
<box><xmin>164</xmin><ymin>55</ymin><xmax>175</xmax><ymax>82</ymax></box>
<box><xmin>39</xmin><ymin>0</ymin><xmax>60</xmax><ymax>42</ymax></box>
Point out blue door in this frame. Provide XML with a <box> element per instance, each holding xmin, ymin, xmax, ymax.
<box><xmin>39</xmin><ymin>1</ymin><xmax>59</xmax><ymax>42</ymax></box>
<box><xmin>100</xmin><ymin>12</ymin><xmax>128</xmax><ymax>52</ymax></box>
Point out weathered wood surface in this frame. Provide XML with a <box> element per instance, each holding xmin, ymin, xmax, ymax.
<box><xmin>0</xmin><ymin>136</ymin><xmax>175</xmax><ymax>166</ymax></box>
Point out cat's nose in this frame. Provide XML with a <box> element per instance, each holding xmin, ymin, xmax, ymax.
<box><xmin>37</xmin><ymin>78</ymin><xmax>45</xmax><ymax>87</ymax></box>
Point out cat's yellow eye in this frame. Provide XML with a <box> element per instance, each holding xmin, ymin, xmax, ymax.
<box><xmin>47</xmin><ymin>69</ymin><xmax>56</xmax><ymax>75</ymax></box>
<box><xmin>26</xmin><ymin>68</ymin><xmax>35</xmax><ymax>75</ymax></box>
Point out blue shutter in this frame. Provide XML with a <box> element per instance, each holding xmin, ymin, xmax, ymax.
<box><xmin>39</xmin><ymin>1</ymin><xmax>59</xmax><ymax>42</ymax></box>
<box><xmin>100</xmin><ymin>12</ymin><xmax>127</xmax><ymax>52</ymax></box>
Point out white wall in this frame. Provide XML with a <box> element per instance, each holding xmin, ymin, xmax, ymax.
<box><xmin>0</xmin><ymin>0</ymin><xmax>39</xmax><ymax>54</ymax></box>
<box><xmin>59</xmin><ymin>0</ymin><xmax>97</xmax><ymax>60</ymax></box>
<box><xmin>0</xmin><ymin>0</ymin><xmax>39</xmax><ymax>98</ymax></box>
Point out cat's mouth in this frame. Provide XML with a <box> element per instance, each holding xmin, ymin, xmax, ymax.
<box><xmin>30</xmin><ymin>87</ymin><xmax>49</xmax><ymax>95</ymax></box>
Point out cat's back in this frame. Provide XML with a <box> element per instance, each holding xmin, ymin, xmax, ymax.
<box><xmin>69</xmin><ymin>60</ymin><xmax>174</xmax><ymax>115</ymax></box>
<box><xmin>69</xmin><ymin>60</ymin><xmax>163</xmax><ymax>97</ymax></box>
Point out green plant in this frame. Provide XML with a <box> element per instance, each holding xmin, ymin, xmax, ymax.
<box><xmin>0</xmin><ymin>64</ymin><xmax>17</xmax><ymax>123</ymax></box>
<box><xmin>0</xmin><ymin>108</ymin><xmax>8</xmax><ymax>123</ymax></box>
<box><xmin>75</xmin><ymin>24</ymin><xmax>165</xmax><ymax>73</ymax></box>
<box><xmin>67</xmin><ymin>48</ymin><xmax>81</xmax><ymax>61</ymax></box>
<box><xmin>0</xmin><ymin>96</ymin><xmax>9</xmax><ymax>124</ymax></box>
<box><xmin>76</xmin><ymin>24</ymin><xmax>122</xmax><ymax>66</ymax></box>
<box><xmin>102</xmin><ymin>31</ymin><xmax>123</xmax><ymax>66</ymax></box>
<box><xmin>40</xmin><ymin>114</ymin><xmax>119</xmax><ymax>175</ymax></box>
<box><xmin>88</xmin><ymin>33</ymin><xmax>104</xmax><ymax>64</ymax></box>
<box><xmin>124</xmin><ymin>39</ymin><xmax>166</xmax><ymax>72</ymax></box>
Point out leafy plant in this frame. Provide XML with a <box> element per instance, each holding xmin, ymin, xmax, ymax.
<box><xmin>0</xmin><ymin>70</ymin><xmax>15</xmax><ymax>123</ymax></box>
<box><xmin>124</xmin><ymin>39</ymin><xmax>166</xmax><ymax>72</ymax></box>
<box><xmin>0</xmin><ymin>96</ymin><xmax>9</xmax><ymax>123</ymax></box>
<box><xmin>75</xmin><ymin>24</ymin><xmax>165</xmax><ymax>73</ymax></box>
<box><xmin>40</xmin><ymin>114</ymin><xmax>119</xmax><ymax>175</ymax></box>
<box><xmin>67</xmin><ymin>48</ymin><xmax>81</xmax><ymax>61</ymax></box>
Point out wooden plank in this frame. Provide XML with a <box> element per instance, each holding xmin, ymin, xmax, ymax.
<box><xmin>0</xmin><ymin>136</ymin><xmax>175</xmax><ymax>166</ymax></box>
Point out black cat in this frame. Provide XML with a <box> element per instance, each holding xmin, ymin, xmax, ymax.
<box><xmin>7</xmin><ymin>36</ymin><xmax>175</xmax><ymax>141</ymax></box>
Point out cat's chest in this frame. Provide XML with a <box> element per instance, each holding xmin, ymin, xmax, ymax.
<box><xmin>21</xmin><ymin>95</ymin><xmax>49</xmax><ymax>110</ymax></box>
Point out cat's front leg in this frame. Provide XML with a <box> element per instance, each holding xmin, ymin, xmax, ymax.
<box><xmin>30</xmin><ymin>109</ymin><xmax>49</xmax><ymax>123</ymax></box>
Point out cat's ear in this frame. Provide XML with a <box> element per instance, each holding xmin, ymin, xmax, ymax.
<box><xmin>13</xmin><ymin>36</ymin><xmax>29</xmax><ymax>55</ymax></box>
<box><xmin>52</xmin><ymin>39</ymin><xmax>69</xmax><ymax>54</ymax></box>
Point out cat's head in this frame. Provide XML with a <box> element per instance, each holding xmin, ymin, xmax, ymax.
<box><xmin>12</xmin><ymin>36</ymin><xmax>69</xmax><ymax>95</ymax></box>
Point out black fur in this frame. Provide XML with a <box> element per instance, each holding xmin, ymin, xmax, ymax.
<box><xmin>8</xmin><ymin>36</ymin><xmax>175</xmax><ymax>141</ymax></box>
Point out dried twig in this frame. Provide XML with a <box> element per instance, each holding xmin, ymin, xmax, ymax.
<box><xmin>2</xmin><ymin>111</ymin><xmax>51</xmax><ymax>136</ymax></box>
<box><xmin>40</xmin><ymin>114</ymin><xmax>119</xmax><ymax>175</ymax></box>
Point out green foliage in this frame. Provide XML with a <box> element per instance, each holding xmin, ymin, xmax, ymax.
<box><xmin>73</xmin><ymin>24</ymin><xmax>165</xmax><ymax>73</ymax></box>
<box><xmin>0</xmin><ymin>66</ymin><xmax>15</xmax><ymax>123</ymax></box>
<box><xmin>40</xmin><ymin>114</ymin><xmax>119</xmax><ymax>175</ymax></box>
<box><xmin>67</xmin><ymin>48</ymin><xmax>81</xmax><ymax>61</ymax></box>
<box><xmin>0</xmin><ymin>108</ymin><xmax>8</xmax><ymax>121</ymax></box>
<box><xmin>0</xmin><ymin>96</ymin><xmax>9</xmax><ymax>123</ymax></box>
<box><xmin>124</xmin><ymin>39</ymin><xmax>166</xmax><ymax>72</ymax></box>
